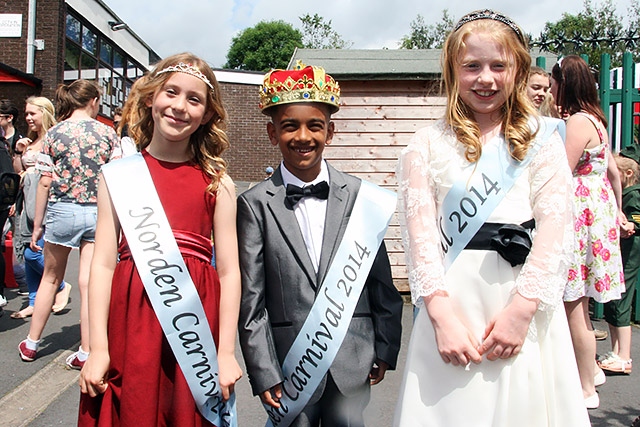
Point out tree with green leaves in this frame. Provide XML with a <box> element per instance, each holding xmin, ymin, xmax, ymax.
<box><xmin>399</xmin><ymin>10</ymin><xmax>454</xmax><ymax>49</ymax></box>
<box><xmin>299</xmin><ymin>13</ymin><xmax>352</xmax><ymax>49</ymax></box>
<box><xmin>224</xmin><ymin>20</ymin><xmax>303</xmax><ymax>71</ymax></box>
<box><xmin>537</xmin><ymin>0</ymin><xmax>637</xmax><ymax>67</ymax></box>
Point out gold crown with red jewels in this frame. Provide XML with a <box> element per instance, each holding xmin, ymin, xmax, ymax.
<box><xmin>259</xmin><ymin>61</ymin><xmax>340</xmax><ymax>114</ymax></box>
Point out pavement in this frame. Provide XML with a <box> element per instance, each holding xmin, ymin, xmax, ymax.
<box><xmin>1</xmin><ymin>252</ymin><xmax>638</xmax><ymax>426</ymax></box>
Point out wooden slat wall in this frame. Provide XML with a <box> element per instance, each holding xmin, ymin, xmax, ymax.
<box><xmin>325</xmin><ymin>80</ymin><xmax>446</xmax><ymax>293</ymax></box>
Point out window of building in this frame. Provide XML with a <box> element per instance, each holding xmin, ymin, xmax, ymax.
<box><xmin>80</xmin><ymin>54</ymin><xmax>97</xmax><ymax>80</ymax></box>
<box><xmin>81</xmin><ymin>27</ymin><xmax>97</xmax><ymax>56</ymax></box>
<box><xmin>64</xmin><ymin>9</ymin><xmax>148</xmax><ymax>119</ymax></box>
<box><xmin>66</xmin><ymin>14</ymin><xmax>80</xmax><ymax>43</ymax></box>
<box><xmin>99</xmin><ymin>39</ymin><xmax>112</xmax><ymax>64</ymax></box>
<box><xmin>64</xmin><ymin>43</ymin><xmax>81</xmax><ymax>81</ymax></box>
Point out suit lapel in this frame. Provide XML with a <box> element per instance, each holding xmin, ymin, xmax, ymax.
<box><xmin>317</xmin><ymin>166</ymin><xmax>353</xmax><ymax>287</ymax></box>
<box><xmin>266</xmin><ymin>170</ymin><xmax>318</xmax><ymax>289</ymax></box>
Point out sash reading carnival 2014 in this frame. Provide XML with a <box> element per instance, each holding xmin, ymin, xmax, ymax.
<box><xmin>264</xmin><ymin>180</ymin><xmax>397</xmax><ymax>427</ymax></box>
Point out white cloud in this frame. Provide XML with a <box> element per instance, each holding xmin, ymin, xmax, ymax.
<box><xmin>103</xmin><ymin>0</ymin><xmax>634</xmax><ymax>68</ymax></box>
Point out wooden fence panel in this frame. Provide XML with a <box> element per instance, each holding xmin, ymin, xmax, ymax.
<box><xmin>325</xmin><ymin>81</ymin><xmax>445</xmax><ymax>291</ymax></box>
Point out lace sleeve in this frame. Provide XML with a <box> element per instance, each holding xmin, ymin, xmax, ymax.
<box><xmin>515</xmin><ymin>132</ymin><xmax>574</xmax><ymax>310</ymax></box>
<box><xmin>397</xmin><ymin>128</ymin><xmax>447</xmax><ymax>305</ymax></box>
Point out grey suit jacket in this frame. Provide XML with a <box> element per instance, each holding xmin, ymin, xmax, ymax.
<box><xmin>237</xmin><ymin>164</ymin><xmax>403</xmax><ymax>402</ymax></box>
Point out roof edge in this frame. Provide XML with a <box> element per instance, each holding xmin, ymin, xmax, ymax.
<box><xmin>0</xmin><ymin>62</ymin><xmax>43</xmax><ymax>87</ymax></box>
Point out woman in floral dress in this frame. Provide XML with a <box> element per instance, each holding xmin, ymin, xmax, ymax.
<box><xmin>17</xmin><ymin>80</ymin><xmax>120</xmax><ymax>368</ymax></box>
<box><xmin>551</xmin><ymin>55</ymin><xmax>628</xmax><ymax>409</ymax></box>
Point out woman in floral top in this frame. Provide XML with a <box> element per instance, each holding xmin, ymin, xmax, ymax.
<box><xmin>18</xmin><ymin>79</ymin><xmax>120</xmax><ymax>368</ymax></box>
<box><xmin>551</xmin><ymin>55</ymin><xmax>630</xmax><ymax>409</ymax></box>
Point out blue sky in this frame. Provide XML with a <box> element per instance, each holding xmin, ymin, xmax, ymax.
<box><xmin>102</xmin><ymin>0</ymin><xmax>635</xmax><ymax>69</ymax></box>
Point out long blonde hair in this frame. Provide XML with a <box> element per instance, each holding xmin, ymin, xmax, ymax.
<box><xmin>25</xmin><ymin>96</ymin><xmax>56</xmax><ymax>140</ymax></box>
<box><xmin>127</xmin><ymin>52</ymin><xmax>229</xmax><ymax>193</ymax></box>
<box><xmin>442</xmin><ymin>18</ymin><xmax>536</xmax><ymax>162</ymax></box>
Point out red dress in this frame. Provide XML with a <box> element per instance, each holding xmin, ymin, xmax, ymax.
<box><xmin>79</xmin><ymin>151</ymin><xmax>220</xmax><ymax>427</ymax></box>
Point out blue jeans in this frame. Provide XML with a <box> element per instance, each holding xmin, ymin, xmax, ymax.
<box><xmin>24</xmin><ymin>237</ymin><xmax>64</xmax><ymax>306</ymax></box>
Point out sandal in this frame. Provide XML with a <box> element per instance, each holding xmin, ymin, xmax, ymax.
<box><xmin>10</xmin><ymin>306</ymin><xmax>34</xmax><ymax>319</ymax></box>
<box><xmin>598</xmin><ymin>354</ymin><xmax>632</xmax><ymax>374</ymax></box>
<box><xmin>52</xmin><ymin>283</ymin><xmax>72</xmax><ymax>313</ymax></box>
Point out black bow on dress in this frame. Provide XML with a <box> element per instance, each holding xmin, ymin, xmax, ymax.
<box><xmin>489</xmin><ymin>223</ymin><xmax>533</xmax><ymax>267</ymax></box>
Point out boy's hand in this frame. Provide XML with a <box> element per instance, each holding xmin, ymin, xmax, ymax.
<box><xmin>369</xmin><ymin>359</ymin><xmax>389</xmax><ymax>385</ymax></box>
<box><xmin>260</xmin><ymin>384</ymin><xmax>283</xmax><ymax>408</ymax></box>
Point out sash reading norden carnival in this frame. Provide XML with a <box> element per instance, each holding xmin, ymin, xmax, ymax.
<box><xmin>439</xmin><ymin>117</ymin><xmax>564</xmax><ymax>271</ymax></box>
<box><xmin>264</xmin><ymin>180</ymin><xmax>397</xmax><ymax>427</ymax></box>
<box><xmin>102</xmin><ymin>154</ymin><xmax>237</xmax><ymax>427</ymax></box>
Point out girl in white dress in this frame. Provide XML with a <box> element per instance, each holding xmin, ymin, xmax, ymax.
<box><xmin>394</xmin><ymin>10</ymin><xmax>590</xmax><ymax>426</ymax></box>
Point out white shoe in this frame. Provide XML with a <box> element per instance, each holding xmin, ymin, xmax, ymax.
<box><xmin>0</xmin><ymin>294</ymin><xmax>7</xmax><ymax>307</ymax></box>
<box><xmin>594</xmin><ymin>367</ymin><xmax>606</xmax><ymax>386</ymax></box>
<box><xmin>585</xmin><ymin>393</ymin><xmax>599</xmax><ymax>409</ymax></box>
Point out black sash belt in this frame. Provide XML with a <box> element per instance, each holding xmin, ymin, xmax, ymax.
<box><xmin>465</xmin><ymin>219</ymin><xmax>535</xmax><ymax>266</ymax></box>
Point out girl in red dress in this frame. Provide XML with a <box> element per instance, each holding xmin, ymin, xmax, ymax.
<box><xmin>78</xmin><ymin>52</ymin><xmax>242</xmax><ymax>426</ymax></box>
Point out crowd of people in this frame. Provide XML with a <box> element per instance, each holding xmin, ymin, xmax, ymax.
<box><xmin>0</xmin><ymin>8</ymin><xmax>638</xmax><ymax>427</ymax></box>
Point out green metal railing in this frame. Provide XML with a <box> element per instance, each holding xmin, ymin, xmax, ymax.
<box><xmin>538</xmin><ymin>52</ymin><xmax>640</xmax><ymax>321</ymax></box>
<box><xmin>595</xmin><ymin>52</ymin><xmax>640</xmax><ymax>320</ymax></box>
<box><xmin>600</xmin><ymin>52</ymin><xmax>639</xmax><ymax>151</ymax></box>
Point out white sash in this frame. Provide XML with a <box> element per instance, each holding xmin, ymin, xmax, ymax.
<box><xmin>102</xmin><ymin>154</ymin><xmax>237</xmax><ymax>427</ymax></box>
<box><xmin>439</xmin><ymin>117</ymin><xmax>564</xmax><ymax>270</ymax></box>
<box><xmin>264</xmin><ymin>180</ymin><xmax>397</xmax><ymax>427</ymax></box>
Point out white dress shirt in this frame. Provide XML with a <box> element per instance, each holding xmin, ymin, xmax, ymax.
<box><xmin>280</xmin><ymin>161</ymin><xmax>329</xmax><ymax>273</ymax></box>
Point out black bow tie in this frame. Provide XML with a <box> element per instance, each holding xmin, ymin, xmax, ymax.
<box><xmin>285</xmin><ymin>181</ymin><xmax>330</xmax><ymax>206</ymax></box>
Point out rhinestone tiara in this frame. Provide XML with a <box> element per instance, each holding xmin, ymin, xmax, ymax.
<box><xmin>454</xmin><ymin>9</ymin><xmax>526</xmax><ymax>45</ymax></box>
<box><xmin>156</xmin><ymin>62</ymin><xmax>214</xmax><ymax>90</ymax></box>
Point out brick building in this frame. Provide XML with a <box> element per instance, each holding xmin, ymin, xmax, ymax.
<box><xmin>0</xmin><ymin>0</ymin><xmax>159</xmax><ymax>130</ymax></box>
<box><xmin>215</xmin><ymin>70</ymin><xmax>278</xmax><ymax>182</ymax></box>
<box><xmin>0</xmin><ymin>0</ymin><xmax>275</xmax><ymax>183</ymax></box>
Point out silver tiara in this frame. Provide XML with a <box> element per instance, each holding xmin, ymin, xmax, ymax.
<box><xmin>454</xmin><ymin>9</ymin><xmax>525</xmax><ymax>44</ymax></box>
<box><xmin>156</xmin><ymin>62</ymin><xmax>214</xmax><ymax>91</ymax></box>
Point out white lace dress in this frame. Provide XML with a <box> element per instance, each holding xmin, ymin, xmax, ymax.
<box><xmin>393</xmin><ymin>120</ymin><xmax>590</xmax><ymax>427</ymax></box>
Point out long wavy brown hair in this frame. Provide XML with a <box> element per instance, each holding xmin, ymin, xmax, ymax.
<box><xmin>442</xmin><ymin>18</ymin><xmax>537</xmax><ymax>162</ymax></box>
<box><xmin>54</xmin><ymin>79</ymin><xmax>100</xmax><ymax>121</ymax></box>
<box><xmin>551</xmin><ymin>55</ymin><xmax>607</xmax><ymax>127</ymax></box>
<box><xmin>126</xmin><ymin>52</ymin><xmax>230</xmax><ymax>193</ymax></box>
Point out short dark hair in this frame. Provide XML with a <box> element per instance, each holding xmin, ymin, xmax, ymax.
<box><xmin>0</xmin><ymin>99</ymin><xmax>19</xmax><ymax>121</ymax></box>
<box><xmin>267</xmin><ymin>102</ymin><xmax>333</xmax><ymax>122</ymax></box>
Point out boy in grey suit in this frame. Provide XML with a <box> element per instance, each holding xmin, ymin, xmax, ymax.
<box><xmin>237</xmin><ymin>63</ymin><xmax>403</xmax><ymax>427</ymax></box>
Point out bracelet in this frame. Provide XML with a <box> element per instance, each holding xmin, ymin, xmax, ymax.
<box><xmin>14</xmin><ymin>151</ymin><xmax>22</xmax><ymax>155</ymax></box>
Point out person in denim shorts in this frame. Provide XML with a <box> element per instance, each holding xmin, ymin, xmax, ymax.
<box><xmin>18</xmin><ymin>79</ymin><xmax>120</xmax><ymax>368</ymax></box>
